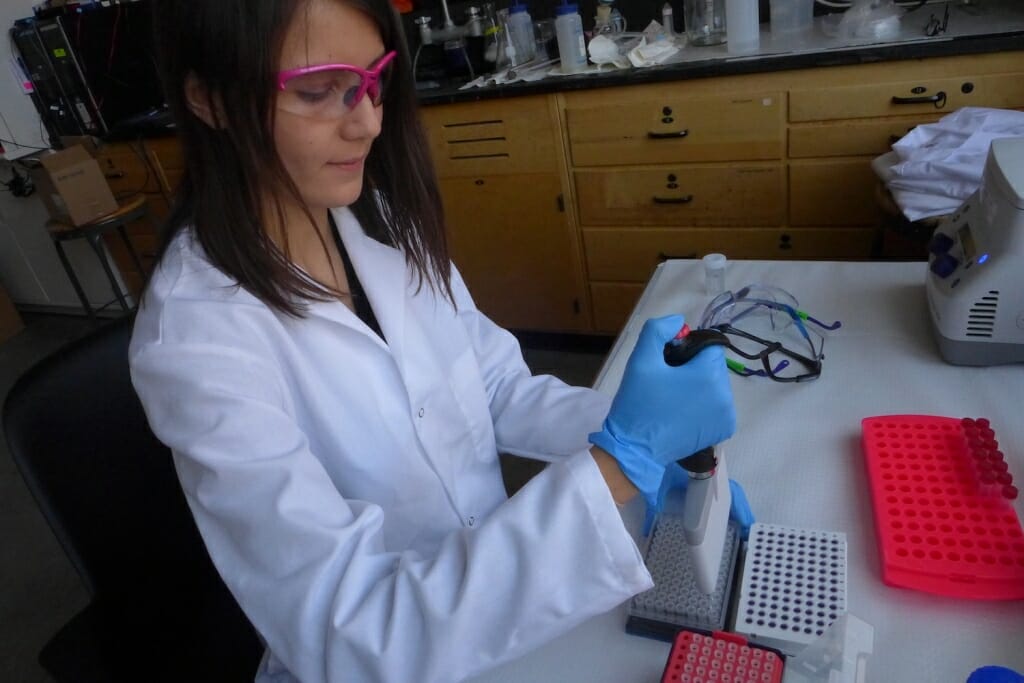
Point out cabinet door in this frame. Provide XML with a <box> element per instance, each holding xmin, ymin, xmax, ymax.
<box><xmin>590</xmin><ymin>282</ymin><xmax>646</xmax><ymax>334</ymax></box>
<box><xmin>790</xmin><ymin>160</ymin><xmax>880</xmax><ymax>227</ymax></box>
<box><xmin>421</xmin><ymin>96</ymin><xmax>558</xmax><ymax>178</ymax></box>
<box><xmin>440</xmin><ymin>173</ymin><xmax>587</xmax><ymax>332</ymax></box>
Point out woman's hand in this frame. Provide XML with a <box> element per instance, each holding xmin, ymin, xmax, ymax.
<box><xmin>589</xmin><ymin>315</ymin><xmax>736</xmax><ymax>507</ymax></box>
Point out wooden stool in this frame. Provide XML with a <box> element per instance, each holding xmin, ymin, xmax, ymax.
<box><xmin>46</xmin><ymin>195</ymin><xmax>151</xmax><ymax>319</ymax></box>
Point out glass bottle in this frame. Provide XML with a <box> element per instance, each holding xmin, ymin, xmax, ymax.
<box><xmin>683</xmin><ymin>0</ymin><xmax>727</xmax><ymax>46</ymax></box>
<box><xmin>481</xmin><ymin>2</ymin><xmax>501</xmax><ymax>66</ymax></box>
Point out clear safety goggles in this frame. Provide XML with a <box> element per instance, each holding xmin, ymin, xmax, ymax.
<box><xmin>698</xmin><ymin>285</ymin><xmax>841</xmax><ymax>382</ymax></box>
<box><xmin>276</xmin><ymin>50</ymin><xmax>397</xmax><ymax>120</ymax></box>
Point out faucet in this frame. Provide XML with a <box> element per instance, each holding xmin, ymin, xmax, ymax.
<box><xmin>412</xmin><ymin>0</ymin><xmax>480</xmax><ymax>83</ymax></box>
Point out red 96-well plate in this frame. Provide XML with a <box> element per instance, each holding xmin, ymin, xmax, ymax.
<box><xmin>861</xmin><ymin>415</ymin><xmax>1024</xmax><ymax>600</ymax></box>
<box><xmin>660</xmin><ymin>630</ymin><xmax>783</xmax><ymax>683</ymax></box>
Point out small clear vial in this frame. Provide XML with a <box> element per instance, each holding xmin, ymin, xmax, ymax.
<box><xmin>703</xmin><ymin>253</ymin><xmax>727</xmax><ymax>296</ymax></box>
<box><xmin>662</xmin><ymin>2</ymin><xmax>675</xmax><ymax>37</ymax></box>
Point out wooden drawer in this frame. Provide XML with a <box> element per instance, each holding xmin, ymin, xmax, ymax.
<box><xmin>95</xmin><ymin>142</ymin><xmax>164</xmax><ymax>197</ymax></box>
<box><xmin>576</xmin><ymin>164</ymin><xmax>784</xmax><ymax>227</ymax></box>
<box><xmin>790</xmin><ymin>71</ymin><xmax>1024</xmax><ymax>123</ymax></box>
<box><xmin>145</xmin><ymin>137</ymin><xmax>183</xmax><ymax>194</ymax></box>
<box><xmin>591</xmin><ymin>282</ymin><xmax>646</xmax><ymax>334</ymax></box>
<box><xmin>790</xmin><ymin>159</ymin><xmax>879</xmax><ymax>226</ymax></box>
<box><xmin>421</xmin><ymin>95</ymin><xmax>559</xmax><ymax>177</ymax></box>
<box><xmin>146</xmin><ymin>137</ymin><xmax>183</xmax><ymax>170</ymax></box>
<box><xmin>584</xmin><ymin>227</ymin><xmax>876</xmax><ymax>282</ymax></box>
<box><xmin>567</xmin><ymin>91</ymin><xmax>784</xmax><ymax>166</ymax></box>
<box><xmin>161</xmin><ymin>168</ymin><xmax>183</xmax><ymax>194</ymax></box>
<box><xmin>789</xmin><ymin>115</ymin><xmax>943</xmax><ymax>158</ymax></box>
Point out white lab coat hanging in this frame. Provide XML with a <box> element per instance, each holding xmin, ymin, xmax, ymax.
<box><xmin>130</xmin><ymin>207</ymin><xmax>653</xmax><ymax>683</ymax></box>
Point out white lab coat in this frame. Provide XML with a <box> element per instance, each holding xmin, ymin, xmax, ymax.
<box><xmin>129</xmin><ymin>206</ymin><xmax>653</xmax><ymax>683</ymax></box>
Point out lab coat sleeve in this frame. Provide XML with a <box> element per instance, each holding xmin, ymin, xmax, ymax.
<box><xmin>130</xmin><ymin>333</ymin><xmax>650</xmax><ymax>683</ymax></box>
<box><xmin>450</xmin><ymin>268</ymin><xmax>612</xmax><ymax>462</ymax></box>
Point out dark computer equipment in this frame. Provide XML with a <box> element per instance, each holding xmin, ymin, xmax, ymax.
<box><xmin>10</xmin><ymin>19</ymin><xmax>85</xmax><ymax>141</ymax></box>
<box><xmin>10</xmin><ymin>1</ymin><xmax>166</xmax><ymax>144</ymax></box>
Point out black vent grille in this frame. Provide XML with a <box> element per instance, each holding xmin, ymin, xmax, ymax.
<box><xmin>965</xmin><ymin>290</ymin><xmax>999</xmax><ymax>338</ymax></box>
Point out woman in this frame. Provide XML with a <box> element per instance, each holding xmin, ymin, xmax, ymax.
<box><xmin>130</xmin><ymin>1</ymin><xmax>736</xmax><ymax>681</ymax></box>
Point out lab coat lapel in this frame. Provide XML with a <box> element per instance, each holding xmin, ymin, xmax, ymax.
<box><xmin>331</xmin><ymin>207</ymin><xmax>407</xmax><ymax>378</ymax></box>
<box><xmin>332</xmin><ymin>208</ymin><xmax>462</xmax><ymax>500</ymax></box>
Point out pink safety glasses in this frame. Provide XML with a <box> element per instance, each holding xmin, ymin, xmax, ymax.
<box><xmin>276</xmin><ymin>50</ymin><xmax>397</xmax><ymax>119</ymax></box>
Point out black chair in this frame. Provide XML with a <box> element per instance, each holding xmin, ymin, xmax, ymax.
<box><xmin>3</xmin><ymin>316</ymin><xmax>263</xmax><ymax>682</ymax></box>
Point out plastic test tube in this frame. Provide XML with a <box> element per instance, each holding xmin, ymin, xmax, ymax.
<box><xmin>703</xmin><ymin>253</ymin><xmax>727</xmax><ymax>296</ymax></box>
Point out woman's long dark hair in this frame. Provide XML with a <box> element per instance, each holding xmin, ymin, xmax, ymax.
<box><xmin>152</xmin><ymin>0</ymin><xmax>451</xmax><ymax>315</ymax></box>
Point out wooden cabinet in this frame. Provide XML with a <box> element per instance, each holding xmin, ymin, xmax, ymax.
<box><xmin>416</xmin><ymin>50</ymin><xmax>1024</xmax><ymax>334</ymax></box>
<box><xmin>785</xmin><ymin>52</ymin><xmax>1024</xmax><ymax>269</ymax></box>
<box><xmin>566</xmin><ymin>83</ymin><xmax>792</xmax><ymax>333</ymax></box>
<box><xmin>420</xmin><ymin>95</ymin><xmax>589</xmax><ymax>332</ymax></box>
<box><xmin>558</xmin><ymin>50</ymin><xmax>1024</xmax><ymax>333</ymax></box>
<box><xmin>94</xmin><ymin>137</ymin><xmax>180</xmax><ymax>296</ymax></box>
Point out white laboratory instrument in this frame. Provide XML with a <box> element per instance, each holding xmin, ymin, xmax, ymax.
<box><xmin>926</xmin><ymin>136</ymin><xmax>1024</xmax><ymax>366</ymax></box>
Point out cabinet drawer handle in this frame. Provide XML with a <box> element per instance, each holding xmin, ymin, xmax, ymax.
<box><xmin>891</xmin><ymin>91</ymin><xmax>947</xmax><ymax>108</ymax></box>
<box><xmin>658</xmin><ymin>251</ymin><xmax>697</xmax><ymax>261</ymax></box>
<box><xmin>647</xmin><ymin>129</ymin><xmax>689</xmax><ymax>139</ymax></box>
<box><xmin>652</xmin><ymin>195</ymin><xmax>694</xmax><ymax>204</ymax></box>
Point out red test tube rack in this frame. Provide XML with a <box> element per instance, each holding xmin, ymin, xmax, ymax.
<box><xmin>861</xmin><ymin>415</ymin><xmax>1024</xmax><ymax>600</ymax></box>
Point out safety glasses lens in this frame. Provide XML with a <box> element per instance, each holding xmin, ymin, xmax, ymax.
<box><xmin>279</xmin><ymin>66</ymin><xmax>389</xmax><ymax>118</ymax></box>
<box><xmin>279</xmin><ymin>70</ymin><xmax>363</xmax><ymax>117</ymax></box>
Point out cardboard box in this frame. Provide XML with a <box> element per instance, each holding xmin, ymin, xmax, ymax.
<box><xmin>0</xmin><ymin>283</ymin><xmax>24</xmax><ymax>344</ymax></box>
<box><xmin>31</xmin><ymin>145</ymin><xmax>118</xmax><ymax>227</ymax></box>
<box><xmin>58</xmin><ymin>135</ymin><xmax>102</xmax><ymax>156</ymax></box>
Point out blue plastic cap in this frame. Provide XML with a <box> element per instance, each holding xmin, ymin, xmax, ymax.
<box><xmin>967</xmin><ymin>666</ymin><xmax>1024</xmax><ymax>683</ymax></box>
<box><xmin>509</xmin><ymin>2</ymin><xmax>528</xmax><ymax>13</ymax></box>
<box><xmin>557</xmin><ymin>2</ymin><xmax>578</xmax><ymax>15</ymax></box>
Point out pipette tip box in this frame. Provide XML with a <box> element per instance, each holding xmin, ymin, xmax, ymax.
<box><xmin>862</xmin><ymin>415</ymin><xmax>1024</xmax><ymax>600</ymax></box>
<box><xmin>627</xmin><ymin>516</ymin><xmax>741</xmax><ymax>641</ymax></box>
<box><xmin>732</xmin><ymin>522</ymin><xmax>848</xmax><ymax>657</ymax></box>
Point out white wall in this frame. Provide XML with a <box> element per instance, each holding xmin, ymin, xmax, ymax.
<box><xmin>0</xmin><ymin>4</ymin><xmax>131</xmax><ymax>313</ymax></box>
<box><xmin>0</xmin><ymin>169</ymin><xmax>126</xmax><ymax>311</ymax></box>
<box><xmin>1</xmin><ymin>0</ymin><xmax>49</xmax><ymax>160</ymax></box>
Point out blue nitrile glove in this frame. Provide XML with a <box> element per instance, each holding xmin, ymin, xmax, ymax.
<box><xmin>642</xmin><ymin>463</ymin><xmax>756</xmax><ymax>539</ymax></box>
<box><xmin>589</xmin><ymin>314</ymin><xmax>736</xmax><ymax>508</ymax></box>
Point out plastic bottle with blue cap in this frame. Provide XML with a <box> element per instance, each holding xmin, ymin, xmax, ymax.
<box><xmin>506</xmin><ymin>2</ymin><xmax>535</xmax><ymax>65</ymax></box>
<box><xmin>554</xmin><ymin>1</ymin><xmax>587</xmax><ymax>74</ymax></box>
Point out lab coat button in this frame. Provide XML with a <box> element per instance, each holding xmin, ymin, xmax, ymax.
<box><xmin>468</xmin><ymin>516</ymin><xmax>475</xmax><ymax>526</ymax></box>
<box><xmin>418</xmin><ymin>408</ymin><xmax>425</xmax><ymax>418</ymax></box>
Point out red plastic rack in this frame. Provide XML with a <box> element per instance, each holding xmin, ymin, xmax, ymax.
<box><xmin>660</xmin><ymin>630</ymin><xmax>783</xmax><ymax>683</ymax></box>
<box><xmin>861</xmin><ymin>415</ymin><xmax>1024</xmax><ymax>600</ymax></box>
